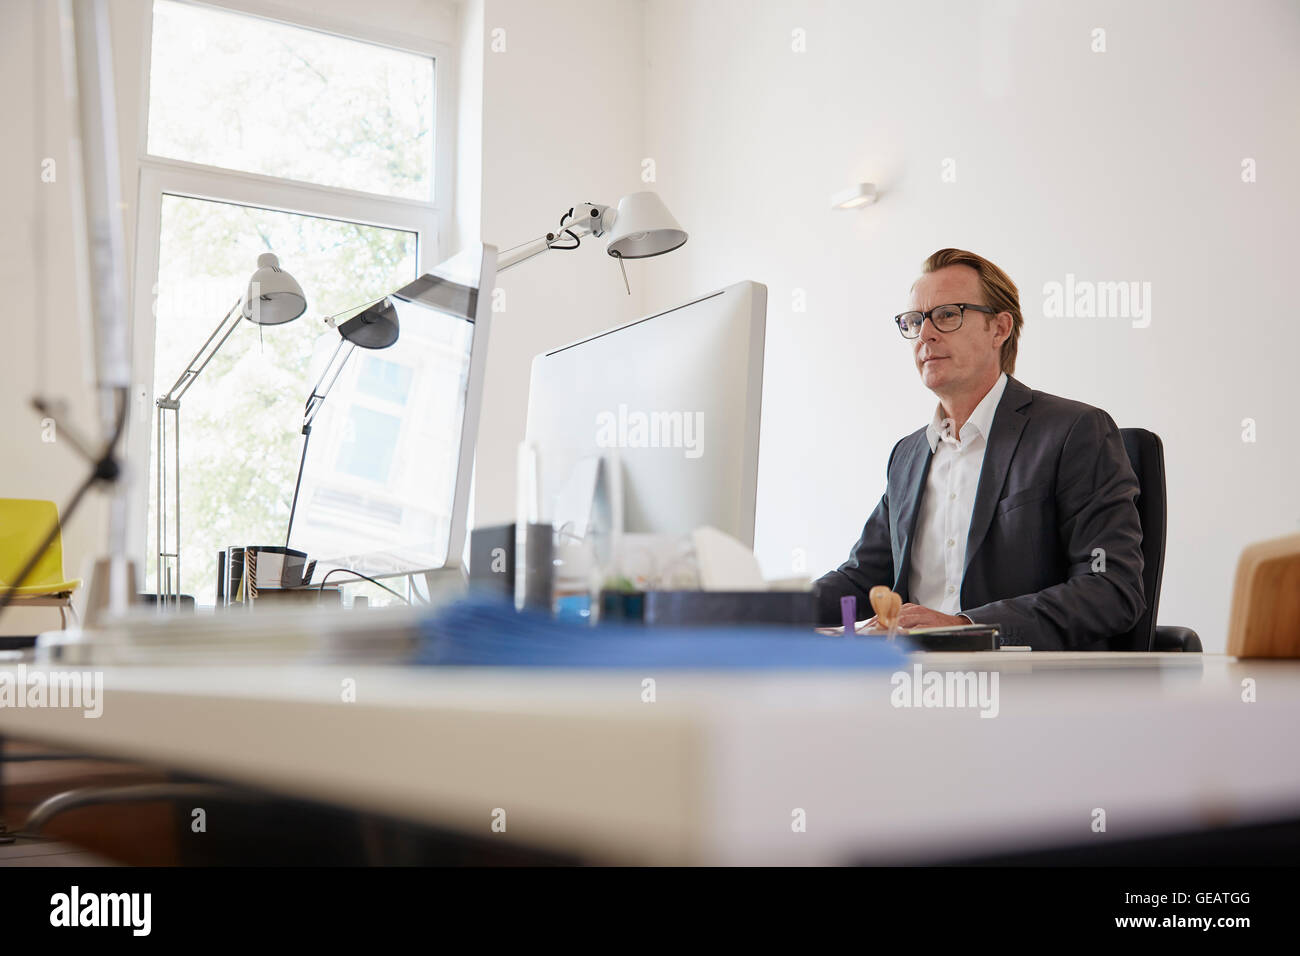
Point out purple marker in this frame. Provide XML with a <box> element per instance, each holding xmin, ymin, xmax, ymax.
<box><xmin>841</xmin><ymin>595</ymin><xmax>857</xmax><ymax>636</ymax></box>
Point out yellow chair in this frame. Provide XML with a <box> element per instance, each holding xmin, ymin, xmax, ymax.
<box><xmin>0</xmin><ymin>498</ymin><xmax>82</xmax><ymax>628</ymax></box>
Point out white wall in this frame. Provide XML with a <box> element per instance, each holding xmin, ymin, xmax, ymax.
<box><xmin>469</xmin><ymin>0</ymin><xmax>648</xmax><ymax>526</ymax></box>
<box><xmin>640</xmin><ymin>0</ymin><xmax>1300</xmax><ymax>651</ymax></box>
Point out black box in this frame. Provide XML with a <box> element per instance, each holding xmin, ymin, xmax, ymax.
<box><xmin>469</xmin><ymin>523</ymin><xmax>552</xmax><ymax>609</ymax></box>
<box><xmin>641</xmin><ymin>590</ymin><xmax>816</xmax><ymax>627</ymax></box>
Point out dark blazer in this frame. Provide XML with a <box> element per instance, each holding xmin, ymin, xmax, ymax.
<box><xmin>815</xmin><ymin>375</ymin><xmax>1145</xmax><ymax>650</ymax></box>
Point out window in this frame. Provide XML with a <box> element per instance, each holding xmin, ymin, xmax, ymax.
<box><xmin>132</xmin><ymin>0</ymin><xmax>451</xmax><ymax>606</ymax></box>
<box><xmin>147</xmin><ymin>0</ymin><xmax>434</xmax><ymax>199</ymax></box>
<box><xmin>355</xmin><ymin>355</ymin><xmax>414</xmax><ymax>405</ymax></box>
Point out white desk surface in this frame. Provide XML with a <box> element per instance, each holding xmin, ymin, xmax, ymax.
<box><xmin>3</xmin><ymin>650</ymin><xmax>1298</xmax><ymax>865</ymax></box>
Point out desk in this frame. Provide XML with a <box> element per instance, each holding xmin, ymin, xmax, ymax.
<box><xmin>2</xmin><ymin>651</ymin><xmax>1298</xmax><ymax>864</ymax></box>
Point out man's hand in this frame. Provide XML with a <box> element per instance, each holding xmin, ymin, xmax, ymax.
<box><xmin>862</xmin><ymin>604</ymin><xmax>969</xmax><ymax>630</ymax></box>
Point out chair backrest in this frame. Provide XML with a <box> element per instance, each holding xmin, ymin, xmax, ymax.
<box><xmin>1115</xmin><ymin>429</ymin><xmax>1166</xmax><ymax>651</ymax></box>
<box><xmin>0</xmin><ymin>498</ymin><xmax>67</xmax><ymax>589</ymax></box>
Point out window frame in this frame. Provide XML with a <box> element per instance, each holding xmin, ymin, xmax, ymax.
<box><xmin>126</xmin><ymin>0</ymin><xmax>456</xmax><ymax>572</ymax></box>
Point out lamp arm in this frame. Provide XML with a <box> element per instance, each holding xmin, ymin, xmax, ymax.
<box><xmin>31</xmin><ymin>396</ymin><xmax>98</xmax><ymax>462</ymax></box>
<box><xmin>496</xmin><ymin>204</ymin><xmax>608</xmax><ymax>273</ymax></box>
<box><xmin>285</xmin><ymin>338</ymin><xmax>356</xmax><ymax>548</ymax></box>
<box><xmin>284</xmin><ymin>425</ymin><xmax>312</xmax><ymax>550</ymax></box>
<box><xmin>157</xmin><ymin>298</ymin><xmax>243</xmax><ymax>408</ymax></box>
<box><xmin>495</xmin><ymin>234</ymin><xmax>564</xmax><ymax>273</ymax></box>
<box><xmin>155</xmin><ymin>398</ymin><xmax>179</xmax><ymax>605</ymax></box>
<box><xmin>153</xmin><ymin>296</ymin><xmax>242</xmax><ymax>606</ymax></box>
<box><xmin>302</xmin><ymin>338</ymin><xmax>355</xmax><ymax>433</ymax></box>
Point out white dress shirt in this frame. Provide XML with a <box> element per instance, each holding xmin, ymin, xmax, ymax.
<box><xmin>908</xmin><ymin>373</ymin><xmax>1008</xmax><ymax>615</ymax></box>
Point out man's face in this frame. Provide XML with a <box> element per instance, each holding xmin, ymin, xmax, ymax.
<box><xmin>908</xmin><ymin>265</ymin><xmax>1008</xmax><ymax>394</ymax></box>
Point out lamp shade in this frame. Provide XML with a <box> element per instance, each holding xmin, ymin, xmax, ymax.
<box><xmin>605</xmin><ymin>191</ymin><xmax>687</xmax><ymax>259</ymax></box>
<box><xmin>242</xmin><ymin>253</ymin><xmax>307</xmax><ymax>325</ymax></box>
<box><xmin>336</xmin><ymin>297</ymin><xmax>400</xmax><ymax>349</ymax></box>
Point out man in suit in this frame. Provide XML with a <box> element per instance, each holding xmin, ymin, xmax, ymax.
<box><xmin>815</xmin><ymin>248</ymin><xmax>1145</xmax><ymax>651</ymax></box>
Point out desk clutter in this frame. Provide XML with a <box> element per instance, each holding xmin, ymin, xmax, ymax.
<box><xmin>415</xmin><ymin>596</ymin><xmax>906</xmax><ymax>669</ymax></box>
<box><xmin>822</xmin><ymin>591</ymin><xmax>1001</xmax><ymax>651</ymax></box>
<box><xmin>217</xmin><ymin>546</ymin><xmax>315</xmax><ymax>605</ymax></box>
<box><xmin>469</xmin><ymin>521</ymin><xmax>817</xmax><ymax>627</ymax></box>
<box><xmin>34</xmin><ymin>589</ymin><xmax>907</xmax><ymax>669</ymax></box>
<box><xmin>467</xmin><ymin>521</ymin><xmax>1002</xmax><ymax>652</ymax></box>
<box><xmin>211</xmin><ymin>545</ymin><xmax>341</xmax><ymax>608</ymax></box>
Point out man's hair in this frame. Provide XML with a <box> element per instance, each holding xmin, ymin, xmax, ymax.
<box><xmin>920</xmin><ymin>248</ymin><xmax>1023</xmax><ymax>375</ymax></box>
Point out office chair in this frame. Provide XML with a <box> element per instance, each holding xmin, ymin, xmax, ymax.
<box><xmin>0</xmin><ymin>498</ymin><xmax>83</xmax><ymax>629</ymax></box>
<box><xmin>1115</xmin><ymin>429</ymin><xmax>1201</xmax><ymax>652</ymax></box>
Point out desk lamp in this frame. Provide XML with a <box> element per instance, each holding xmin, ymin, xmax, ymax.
<box><xmin>495</xmin><ymin>190</ymin><xmax>687</xmax><ymax>286</ymax></box>
<box><xmin>283</xmin><ymin>297</ymin><xmax>400</xmax><ymax>547</ymax></box>
<box><xmin>154</xmin><ymin>253</ymin><xmax>306</xmax><ymax>606</ymax></box>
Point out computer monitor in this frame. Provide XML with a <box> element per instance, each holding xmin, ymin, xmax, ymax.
<box><xmin>289</xmin><ymin>243</ymin><xmax>497</xmax><ymax>579</ymax></box>
<box><xmin>525</xmin><ymin>280</ymin><xmax>767</xmax><ymax>546</ymax></box>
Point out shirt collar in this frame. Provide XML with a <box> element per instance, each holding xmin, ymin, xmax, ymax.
<box><xmin>925</xmin><ymin>372</ymin><xmax>1009</xmax><ymax>452</ymax></box>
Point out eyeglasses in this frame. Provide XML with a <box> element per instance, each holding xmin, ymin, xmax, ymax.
<box><xmin>894</xmin><ymin>303</ymin><xmax>996</xmax><ymax>339</ymax></box>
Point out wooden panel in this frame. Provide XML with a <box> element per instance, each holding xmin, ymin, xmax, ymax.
<box><xmin>1226</xmin><ymin>534</ymin><xmax>1300</xmax><ymax>658</ymax></box>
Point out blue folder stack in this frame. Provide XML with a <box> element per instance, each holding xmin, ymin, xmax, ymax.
<box><xmin>414</xmin><ymin>596</ymin><xmax>908</xmax><ymax>669</ymax></box>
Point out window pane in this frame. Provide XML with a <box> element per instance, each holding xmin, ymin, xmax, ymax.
<box><xmin>148</xmin><ymin>194</ymin><xmax>417</xmax><ymax>606</ymax></box>
<box><xmin>336</xmin><ymin>407</ymin><xmax>401</xmax><ymax>482</ymax></box>
<box><xmin>355</xmin><ymin>354</ymin><xmax>413</xmax><ymax>404</ymax></box>
<box><xmin>147</xmin><ymin>0</ymin><xmax>434</xmax><ymax>200</ymax></box>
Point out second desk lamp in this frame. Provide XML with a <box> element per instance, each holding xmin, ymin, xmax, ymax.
<box><xmin>154</xmin><ymin>253</ymin><xmax>307</xmax><ymax>606</ymax></box>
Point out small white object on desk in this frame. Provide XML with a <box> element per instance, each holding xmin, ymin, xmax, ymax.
<box><xmin>691</xmin><ymin>526</ymin><xmax>768</xmax><ymax>591</ymax></box>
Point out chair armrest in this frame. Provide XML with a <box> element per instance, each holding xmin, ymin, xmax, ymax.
<box><xmin>1153</xmin><ymin>625</ymin><xmax>1202</xmax><ymax>653</ymax></box>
